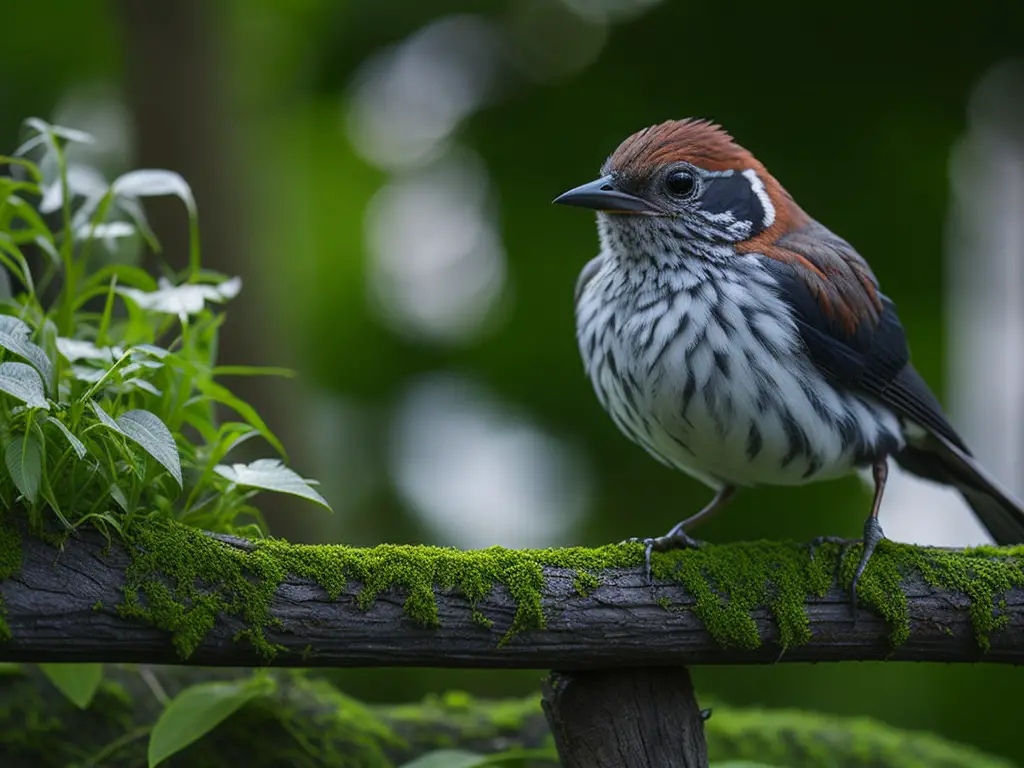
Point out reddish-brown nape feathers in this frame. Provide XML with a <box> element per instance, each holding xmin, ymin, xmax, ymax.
<box><xmin>608</xmin><ymin>119</ymin><xmax>880</xmax><ymax>335</ymax></box>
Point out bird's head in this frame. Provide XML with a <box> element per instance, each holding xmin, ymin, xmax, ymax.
<box><xmin>555</xmin><ymin>119</ymin><xmax>807</xmax><ymax>260</ymax></box>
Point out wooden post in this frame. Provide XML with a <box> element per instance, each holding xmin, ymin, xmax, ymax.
<box><xmin>542</xmin><ymin>667</ymin><xmax>709</xmax><ymax>768</ymax></box>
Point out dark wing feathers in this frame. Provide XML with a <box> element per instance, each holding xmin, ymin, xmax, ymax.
<box><xmin>757</xmin><ymin>220</ymin><xmax>968</xmax><ymax>453</ymax></box>
<box><xmin>762</xmin><ymin>220</ymin><xmax>1024</xmax><ymax>544</ymax></box>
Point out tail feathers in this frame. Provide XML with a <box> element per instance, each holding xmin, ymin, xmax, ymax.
<box><xmin>894</xmin><ymin>433</ymin><xmax>1024</xmax><ymax>546</ymax></box>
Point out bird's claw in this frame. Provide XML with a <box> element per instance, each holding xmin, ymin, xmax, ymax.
<box><xmin>850</xmin><ymin>516</ymin><xmax>885</xmax><ymax>609</ymax></box>
<box><xmin>807</xmin><ymin>518</ymin><xmax>885</xmax><ymax>619</ymax></box>
<box><xmin>623</xmin><ymin>532</ymin><xmax>706</xmax><ymax>585</ymax></box>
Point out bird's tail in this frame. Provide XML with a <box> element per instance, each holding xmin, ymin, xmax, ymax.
<box><xmin>894</xmin><ymin>433</ymin><xmax>1024</xmax><ymax>545</ymax></box>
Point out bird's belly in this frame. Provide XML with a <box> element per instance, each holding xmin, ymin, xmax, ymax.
<box><xmin>583</xmin><ymin>289</ymin><xmax>903</xmax><ymax>489</ymax></box>
<box><xmin>644</xmin><ymin>367</ymin><xmax>856</xmax><ymax>487</ymax></box>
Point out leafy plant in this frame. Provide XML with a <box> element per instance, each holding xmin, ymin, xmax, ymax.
<box><xmin>39</xmin><ymin>662</ymin><xmax>103</xmax><ymax>709</ymax></box>
<box><xmin>0</xmin><ymin>117</ymin><xmax>331</xmax><ymax>538</ymax></box>
<box><xmin>148</xmin><ymin>673</ymin><xmax>276</xmax><ymax>767</ymax></box>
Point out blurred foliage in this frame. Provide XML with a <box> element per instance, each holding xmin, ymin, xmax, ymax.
<box><xmin>0</xmin><ymin>665</ymin><xmax>1012</xmax><ymax>767</ymax></box>
<box><xmin>3</xmin><ymin>0</ymin><xmax>1024</xmax><ymax>763</ymax></box>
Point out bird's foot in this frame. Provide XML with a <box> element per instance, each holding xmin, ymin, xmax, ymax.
<box><xmin>850</xmin><ymin>516</ymin><xmax>885</xmax><ymax>611</ymax></box>
<box><xmin>623</xmin><ymin>531</ymin><xmax>707</xmax><ymax>585</ymax></box>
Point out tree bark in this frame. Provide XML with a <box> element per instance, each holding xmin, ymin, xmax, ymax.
<box><xmin>543</xmin><ymin>667</ymin><xmax>708</xmax><ymax>767</ymax></box>
<box><xmin>2</xmin><ymin>523</ymin><xmax>1023</xmax><ymax>666</ymax></box>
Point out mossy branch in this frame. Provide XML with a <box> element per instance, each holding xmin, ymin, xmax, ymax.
<box><xmin>1</xmin><ymin>516</ymin><xmax>1024</xmax><ymax>666</ymax></box>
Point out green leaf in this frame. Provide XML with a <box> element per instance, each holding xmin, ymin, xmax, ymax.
<box><xmin>5</xmin><ymin>434</ymin><xmax>42</xmax><ymax>502</ymax></box>
<box><xmin>89</xmin><ymin>400</ymin><xmax>123</xmax><ymax>433</ymax></box>
<box><xmin>214</xmin><ymin>459</ymin><xmax>331</xmax><ymax>510</ymax></box>
<box><xmin>46</xmin><ymin>417</ymin><xmax>87</xmax><ymax>459</ymax></box>
<box><xmin>195</xmin><ymin>380</ymin><xmax>285</xmax><ymax>458</ymax></box>
<box><xmin>0</xmin><ymin>316</ymin><xmax>31</xmax><ymax>337</ymax></box>
<box><xmin>398</xmin><ymin>751</ymin><xmax>489</xmax><ymax>768</ymax></box>
<box><xmin>148</xmin><ymin>676</ymin><xmax>274</xmax><ymax>768</ymax></box>
<box><xmin>80</xmin><ymin>263</ymin><xmax>157</xmax><ymax>294</ymax></box>
<box><xmin>0</xmin><ymin>362</ymin><xmax>48</xmax><ymax>409</ymax></box>
<box><xmin>0</xmin><ymin>328</ymin><xmax>52</xmax><ymax>391</ymax></box>
<box><xmin>117</xmin><ymin>410</ymin><xmax>182</xmax><ymax>487</ymax></box>
<box><xmin>124</xmin><ymin>378</ymin><xmax>163</xmax><ymax>397</ymax></box>
<box><xmin>39</xmin><ymin>663</ymin><xmax>103</xmax><ymax>709</ymax></box>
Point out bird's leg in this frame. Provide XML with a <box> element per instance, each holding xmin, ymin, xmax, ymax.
<box><xmin>850</xmin><ymin>458</ymin><xmax>889</xmax><ymax>607</ymax></box>
<box><xmin>627</xmin><ymin>486</ymin><xmax>736</xmax><ymax>583</ymax></box>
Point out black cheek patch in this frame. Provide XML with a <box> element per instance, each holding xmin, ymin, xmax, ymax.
<box><xmin>700</xmin><ymin>173</ymin><xmax>767</xmax><ymax>237</ymax></box>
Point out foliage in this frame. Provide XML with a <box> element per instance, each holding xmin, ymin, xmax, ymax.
<box><xmin>1</xmin><ymin>116</ymin><xmax>336</xmax><ymax>761</ymax></box>
<box><xmin>148</xmin><ymin>674</ymin><xmax>276</xmax><ymax>767</ymax></box>
<box><xmin>38</xmin><ymin>663</ymin><xmax>102</xmax><ymax>709</ymax></box>
<box><xmin>0</xmin><ymin>117</ymin><xmax>330</xmax><ymax>540</ymax></box>
<box><xmin>0</xmin><ymin>665</ymin><xmax>1015</xmax><ymax>767</ymax></box>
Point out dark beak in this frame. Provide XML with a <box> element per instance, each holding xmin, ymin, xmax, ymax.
<box><xmin>552</xmin><ymin>175</ymin><xmax>659</xmax><ymax>214</ymax></box>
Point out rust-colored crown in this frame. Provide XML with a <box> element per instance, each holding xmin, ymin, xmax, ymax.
<box><xmin>604</xmin><ymin>119</ymin><xmax>757</xmax><ymax>176</ymax></box>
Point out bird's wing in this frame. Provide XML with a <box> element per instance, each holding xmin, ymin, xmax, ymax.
<box><xmin>755</xmin><ymin>219</ymin><xmax>969</xmax><ymax>453</ymax></box>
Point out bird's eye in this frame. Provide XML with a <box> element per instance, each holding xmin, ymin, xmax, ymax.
<box><xmin>665</xmin><ymin>169</ymin><xmax>698</xmax><ymax>199</ymax></box>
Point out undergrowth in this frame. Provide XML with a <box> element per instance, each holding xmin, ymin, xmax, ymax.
<box><xmin>0</xmin><ymin>117</ymin><xmax>330</xmax><ymax>539</ymax></box>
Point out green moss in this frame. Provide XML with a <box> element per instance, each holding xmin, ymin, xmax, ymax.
<box><xmin>92</xmin><ymin>601</ymin><xmax>103</xmax><ymax>612</ymax></box>
<box><xmin>118</xmin><ymin>521</ymin><xmax>640</xmax><ymax>661</ymax></box>
<box><xmin>113</xmin><ymin>519</ymin><xmax>1024</xmax><ymax>662</ymax></box>
<box><xmin>651</xmin><ymin>539</ymin><xmax>834</xmax><ymax>650</ymax></box>
<box><xmin>0</xmin><ymin>519</ymin><xmax>23</xmax><ymax>642</ymax></box>
<box><xmin>836</xmin><ymin>540</ymin><xmax>1024</xmax><ymax>650</ymax></box>
<box><xmin>471</xmin><ymin>610</ymin><xmax>494</xmax><ymax>629</ymax></box>
<box><xmin>573</xmin><ymin>570</ymin><xmax>599</xmax><ymax>597</ymax></box>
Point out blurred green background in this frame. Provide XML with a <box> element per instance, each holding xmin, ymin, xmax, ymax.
<box><xmin>4</xmin><ymin>0</ymin><xmax>1024</xmax><ymax>762</ymax></box>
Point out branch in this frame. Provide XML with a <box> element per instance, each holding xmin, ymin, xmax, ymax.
<box><xmin>1</xmin><ymin>519</ymin><xmax>1023</xmax><ymax>665</ymax></box>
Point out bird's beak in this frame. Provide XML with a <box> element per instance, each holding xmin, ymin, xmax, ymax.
<box><xmin>552</xmin><ymin>175</ymin><xmax>659</xmax><ymax>214</ymax></box>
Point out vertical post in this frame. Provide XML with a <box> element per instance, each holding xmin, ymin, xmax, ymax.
<box><xmin>542</xmin><ymin>667</ymin><xmax>709</xmax><ymax>768</ymax></box>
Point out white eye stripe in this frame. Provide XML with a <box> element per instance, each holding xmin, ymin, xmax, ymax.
<box><xmin>742</xmin><ymin>168</ymin><xmax>775</xmax><ymax>228</ymax></box>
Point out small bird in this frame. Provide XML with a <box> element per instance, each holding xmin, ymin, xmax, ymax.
<box><xmin>554</xmin><ymin>118</ymin><xmax>1024</xmax><ymax>596</ymax></box>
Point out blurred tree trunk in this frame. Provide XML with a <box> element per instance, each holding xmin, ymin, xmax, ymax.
<box><xmin>115</xmin><ymin>0</ymin><xmax>310</xmax><ymax>539</ymax></box>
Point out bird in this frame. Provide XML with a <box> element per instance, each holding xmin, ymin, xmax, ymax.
<box><xmin>553</xmin><ymin>118</ymin><xmax>1024</xmax><ymax>599</ymax></box>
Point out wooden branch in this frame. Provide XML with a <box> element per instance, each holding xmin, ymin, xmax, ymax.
<box><xmin>2</xmin><ymin>521</ymin><xmax>1024</xmax><ymax>666</ymax></box>
<box><xmin>543</xmin><ymin>667</ymin><xmax>708</xmax><ymax>767</ymax></box>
